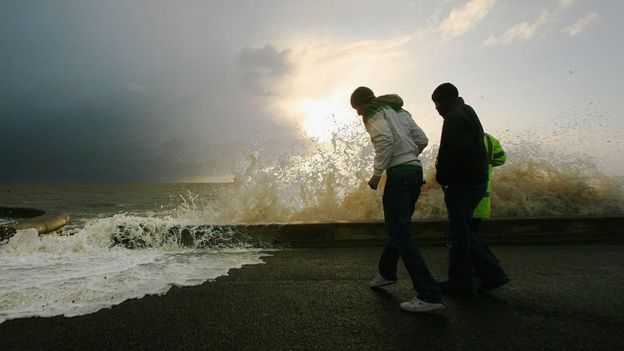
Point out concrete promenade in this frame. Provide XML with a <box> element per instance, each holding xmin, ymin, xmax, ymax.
<box><xmin>1</xmin><ymin>243</ymin><xmax>623</xmax><ymax>350</ymax></box>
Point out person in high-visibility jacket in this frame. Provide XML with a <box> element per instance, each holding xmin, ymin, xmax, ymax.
<box><xmin>470</xmin><ymin>133</ymin><xmax>507</xmax><ymax>235</ymax></box>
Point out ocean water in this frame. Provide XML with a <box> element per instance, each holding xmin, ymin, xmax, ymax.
<box><xmin>0</xmin><ymin>183</ymin><xmax>269</xmax><ymax>324</ymax></box>
<box><xmin>1</xmin><ymin>121</ymin><xmax>623</xmax><ymax>323</ymax></box>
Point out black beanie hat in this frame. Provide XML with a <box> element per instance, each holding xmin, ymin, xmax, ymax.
<box><xmin>431</xmin><ymin>82</ymin><xmax>459</xmax><ymax>103</ymax></box>
<box><xmin>350</xmin><ymin>86</ymin><xmax>375</xmax><ymax>108</ymax></box>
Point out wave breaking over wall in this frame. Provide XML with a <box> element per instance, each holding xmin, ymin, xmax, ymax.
<box><xmin>197</xmin><ymin>120</ymin><xmax>624</xmax><ymax>224</ymax></box>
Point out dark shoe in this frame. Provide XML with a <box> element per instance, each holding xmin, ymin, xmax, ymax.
<box><xmin>478</xmin><ymin>278</ymin><xmax>510</xmax><ymax>293</ymax></box>
<box><xmin>438</xmin><ymin>281</ymin><xmax>475</xmax><ymax>297</ymax></box>
<box><xmin>369</xmin><ymin>274</ymin><xmax>397</xmax><ymax>289</ymax></box>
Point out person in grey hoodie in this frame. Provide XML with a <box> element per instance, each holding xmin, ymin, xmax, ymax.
<box><xmin>350</xmin><ymin>86</ymin><xmax>444</xmax><ymax>313</ymax></box>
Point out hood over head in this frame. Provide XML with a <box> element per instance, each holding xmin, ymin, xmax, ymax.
<box><xmin>361</xmin><ymin>94</ymin><xmax>404</xmax><ymax>120</ymax></box>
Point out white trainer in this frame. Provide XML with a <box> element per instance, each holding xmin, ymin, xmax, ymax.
<box><xmin>369</xmin><ymin>274</ymin><xmax>397</xmax><ymax>288</ymax></box>
<box><xmin>399</xmin><ymin>297</ymin><xmax>446</xmax><ymax>313</ymax></box>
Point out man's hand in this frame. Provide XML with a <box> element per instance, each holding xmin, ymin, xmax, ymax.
<box><xmin>368</xmin><ymin>175</ymin><xmax>381</xmax><ymax>190</ymax></box>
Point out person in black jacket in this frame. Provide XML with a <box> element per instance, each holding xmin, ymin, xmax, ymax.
<box><xmin>432</xmin><ymin>83</ymin><xmax>509</xmax><ymax>295</ymax></box>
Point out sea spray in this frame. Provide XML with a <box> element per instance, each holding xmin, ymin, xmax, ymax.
<box><xmin>487</xmin><ymin>154</ymin><xmax>624</xmax><ymax>217</ymax></box>
<box><xmin>2</xmin><ymin>117</ymin><xmax>623</xmax><ymax>323</ymax></box>
<box><xmin>204</xmin><ymin>119</ymin><xmax>624</xmax><ymax>223</ymax></box>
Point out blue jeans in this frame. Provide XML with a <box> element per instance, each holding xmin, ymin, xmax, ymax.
<box><xmin>443</xmin><ymin>183</ymin><xmax>508</xmax><ymax>290</ymax></box>
<box><xmin>378</xmin><ymin>167</ymin><xmax>442</xmax><ymax>303</ymax></box>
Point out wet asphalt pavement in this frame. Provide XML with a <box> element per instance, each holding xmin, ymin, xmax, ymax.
<box><xmin>1</xmin><ymin>244</ymin><xmax>623</xmax><ymax>350</ymax></box>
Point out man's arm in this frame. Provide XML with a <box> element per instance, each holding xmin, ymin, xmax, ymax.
<box><xmin>365</xmin><ymin>111</ymin><xmax>393</xmax><ymax>189</ymax></box>
<box><xmin>490</xmin><ymin>135</ymin><xmax>507</xmax><ymax>167</ymax></box>
<box><xmin>409</xmin><ymin>118</ymin><xmax>428</xmax><ymax>155</ymax></box>
<box><xmin>436</xmin><ymin>114</ymin><xmax>473</xmax><ymax>185</ymax></box>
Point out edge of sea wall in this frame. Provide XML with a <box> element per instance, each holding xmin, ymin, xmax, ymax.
<box><xmin>233</xmin><ymin>216</ymin><xmax>624</xmax><ymax>247</ymax></box>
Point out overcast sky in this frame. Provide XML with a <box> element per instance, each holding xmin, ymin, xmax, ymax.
<box><xmin>1</xmin><ymin>0</ymin><xmax>622</xmax><ymax>182</ymax></box>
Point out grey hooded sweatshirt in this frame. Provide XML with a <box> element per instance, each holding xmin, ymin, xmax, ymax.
<box><xmin>362</xmin><ymin>94</ymin><xmax>428</xmax><ymax>177</ymax></box>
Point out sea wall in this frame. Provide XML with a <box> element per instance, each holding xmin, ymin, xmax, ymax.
<box><xmin>233</xmin><ymin>216</ymin><xmax>624</xmax><ymax>247</ymax></box>
<box><xmin>110</xmin><ymin>216</ymin><xmax>624</xmax><ymax>249</ymax></box>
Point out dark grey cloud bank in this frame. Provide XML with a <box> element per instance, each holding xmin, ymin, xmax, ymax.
<box><xmin>1</xmin><ymin>1</ymin><xmax>299</xmax><ymax>182</ymax></box>
<box><xmin>238</xmin><ymin>44</ymin><xmax>292</xmax><ymax>96</ymax></box>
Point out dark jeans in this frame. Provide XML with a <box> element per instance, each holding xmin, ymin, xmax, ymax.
<box><xmin>444</xmin><ymin>184</ymin><xmax>508</xmax><ymax>290</ymax></box>
<box><xmin>470</xmin><ymin>218</ymin><xmax>500</xmax><ymax>263</ymax></box>
<box><xmin>378</xmin><ymin>167</ymin><xmax>442</xmax><ymax>303</ymax></box>
<box><xmin>469</xmin><ymin>218</ymin><xmax>482</xmax><ymax>236</ymax></box>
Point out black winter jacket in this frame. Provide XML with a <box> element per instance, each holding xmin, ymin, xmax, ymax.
<box><xmin>435</xmin><ymin>97</ymin><xmax>488</xmax><ymax>186</ymax></box>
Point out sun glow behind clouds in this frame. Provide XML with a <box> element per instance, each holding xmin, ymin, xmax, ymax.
<box><xmin>280</xmin><ymin>36</ymin><xmax>412</xmax><ymax>143</ymax></box>
<box><xmin>296</xmin><ymin>90</ymin><xmax>355</xmax><ymax>142</ymax></box>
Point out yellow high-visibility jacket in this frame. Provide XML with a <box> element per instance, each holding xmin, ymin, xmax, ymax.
<box><xmin>473</xmin><ymin>133</ymin><xmax>506</xmax><ymax>219</ymax></box>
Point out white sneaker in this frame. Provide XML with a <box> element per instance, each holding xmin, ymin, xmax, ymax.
<box><xmin>399</xmin><ymin>297</ymin><xmax>446</xmax><ymax>313</ymax></box>
<box><xmin>369</xmin><ymin>274</ymin><xmax>397</xmax><ymax>288</ymax></box>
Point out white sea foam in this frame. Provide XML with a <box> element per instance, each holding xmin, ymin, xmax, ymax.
<box><xmin>0</xmin><ymin>227</ymin><xmax>266</xmax><ymax>323</ymax></box>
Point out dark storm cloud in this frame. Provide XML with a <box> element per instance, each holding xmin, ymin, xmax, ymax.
<box><xmin>238</xmin><ymin>44</ymin><xmax>293</xmax><ymax>95</ymax></box>
<box><xmin>0</xmin><ymin>1</ymin><xmax>299</xmax><ymax>182</ymax></box>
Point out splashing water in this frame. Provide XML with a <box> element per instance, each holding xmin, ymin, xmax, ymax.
<box><xmin>2</xmin><ymin>115</ymin><xmax>623</xmax><ymax>323</ymax></box>
<box><xmin>0</xmin><ymin>215</ymin><xmax>266</xmax><ymax>323</ymax></box>
<box><xmin>216</xmin><ymin>120</ymin><xmax>379</xmax><ymax>223</ymax></box>
<box><xmin>203</xmin><ymin>118</ymin><xmax>624</xmax><ymax>223</ymax></box>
